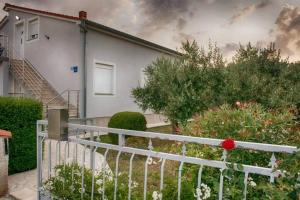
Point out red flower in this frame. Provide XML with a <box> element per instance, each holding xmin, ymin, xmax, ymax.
<box><xmin>221</xmin><ymin>139</ymin><xmax>236</xmax><ymax>150</ymax></box>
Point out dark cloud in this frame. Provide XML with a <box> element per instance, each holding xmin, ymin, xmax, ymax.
<box><xmin>273</xmin><ymin>5</ymin><xmax>300</xmax><ymax>57</ymax></box>
<box><xmin>176</xmin><ymin>18</ymin><xmax>187</xmax><ymax>30</ymax></box>
<box><xmin>136</xmin><ymin>0</ymin><xmax>198</xmax><ymax>36</ymax></box>
<box><xmin>229</xmin><ymin>0</ymin><xmax>271</xmax><ymax>25</ymax></box>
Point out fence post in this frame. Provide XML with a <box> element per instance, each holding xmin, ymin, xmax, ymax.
<box><xmin>36</xmin><ymin>122</ymin><xmax>42</xmax><ymax>200</ymax></box>
<box><xmin>118</xmin><ymin>134</ymin><xmax>125</xmax><ymax>147</ymax></box>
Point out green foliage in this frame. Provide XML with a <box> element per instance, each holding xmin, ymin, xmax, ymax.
<box><xmin>132</xmin><ymin>41</ymin><xmax>226</xmax><ymax>126</ymax></box>
<box><xmin>46</xmin><ymin>164</ymin><xmax>211</xmax><ymax>200</ymax></box>
<box><xmin>108</xmin><ymin>111</ymin><xmax>147</xmax><ymax>131</ymax></box>
<box><xmin>107</xmin><ymin>111</ymin><xmax>147</xmax><ymax>144</ymax></box>
<box><xmin>190</xmin><ymin>103</ymin><xmax>299</xmax><ymax>145</ymax></box>
<box><xmin>0</xmin><ymin>97</ymin><xmax>42</xmax><ymax>174</ymax></box>
<box><xmin>225</xmin><ymin>43</ymin><xmax>300</xmax><ymax>108</ymax></box>
<box><xmin>187</xmin><ymin>103</ymin><xmax>300</xmax><ymax>199</ymax></box>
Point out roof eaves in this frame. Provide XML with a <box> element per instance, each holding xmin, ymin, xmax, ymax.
<box><xmin>3</xmin><ymin>3</ymin><xmax>80</xmax><ymax>22</ymax></box>
<box><xmin>84</xmin><ymin>20</ymin><xmax>181</xmax><ymax>56</ymax></box>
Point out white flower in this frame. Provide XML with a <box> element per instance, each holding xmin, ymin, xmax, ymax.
<box><xmin>194</xmin><ymin>183</ymin><xmax>211</xmax><ymax>200</ymax></box>
<box><xmin>249</xmin><ymin>181</ymin><xmax>256</xmax><ymax>187</ymax></box>
<box><xmin>147</xmin><ymin>157</ymin><xmax>153</xmax><ymax>165</ymax></box>
<box><xmin>132</xmin><ymin>181</ymin><xmax>138</xmax><ymax>189</ymax></box>
<box><xmin>248</xmin><ymin>176</ymin><xmax>257</xmax><ymax>187</ymax></box>
<box><xmin>97</xmin><ymin>187</ymin><xmax>103</xmax><ymax>194</ymax></box>
<box><xmin>152</xmin><ymin>191</ymin><xmax>162</xmax><ymax>200</ymax></box>
<box><xmin>96</xmin><ymin>179</ymin><xmax>103</xmax><ymax>186</ymax></box>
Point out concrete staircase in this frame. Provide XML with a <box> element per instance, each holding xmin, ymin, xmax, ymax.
<box><xmin>9</xmin><ymin>59</ymin><xmax>79</xmax><ymax>118</ymax></box>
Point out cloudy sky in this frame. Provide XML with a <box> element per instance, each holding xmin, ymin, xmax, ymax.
<box><xmin>1</xmin><ymin>0</ymin><xmax>300</xmax><ymax>61</ymax></box>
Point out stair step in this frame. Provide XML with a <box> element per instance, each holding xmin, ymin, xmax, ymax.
<box><xmin>10</xmin><ymin>59</ymin><xmax>79</xmax><ymax>118</ymax></box>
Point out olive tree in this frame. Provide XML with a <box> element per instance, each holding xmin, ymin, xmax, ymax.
<box><xmin>132</xmin><ymin>41</ymin><xmax>226</xmax><ymax>132</ymax></box>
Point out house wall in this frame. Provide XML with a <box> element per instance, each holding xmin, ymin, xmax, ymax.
<box><xmin>0</xmin><ymin>62</ymin><xmax>9</xmax><ymax>96</ymax></box>
<box><xmin>85</xmin><ymin>28</ymin><xmax>171</xmax><ymax>118</ymax></box>
<box><xmin>4</xmin><ymin>10</ymin><xmax>82</xmax><ymax>96</ymax></box>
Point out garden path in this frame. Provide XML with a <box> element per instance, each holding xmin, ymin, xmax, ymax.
<box><xmin>7</xmin><ymin>140</ymin><xmax>109</xmax><ymax>200</ymax></box>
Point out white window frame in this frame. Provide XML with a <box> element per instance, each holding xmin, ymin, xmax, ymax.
<box><xmin>93</xmin><ymin>60</ymin><xmax>116</xmax><ymax>96</ymax></box>
<box><xmin>26</xmin><ymin>16</ymin><xmax>39</xmax><ymax>42</ymax></box>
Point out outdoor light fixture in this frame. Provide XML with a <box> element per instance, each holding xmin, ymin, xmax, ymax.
<box><xmin>15</xmin><ymin>16</ymin><xmax>20</xmax><ymax>20</ymax></box>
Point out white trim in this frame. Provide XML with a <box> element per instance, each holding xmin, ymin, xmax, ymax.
<box><xmin>26</xmin><ymin>16</ymin><xmax>39</xmax><ymax>42</ymax></box>
<box><xmin>93</xmin><ymin>59</ymin><xmax>116</xmax><ymax>96</ymax></box>
<box><xmin>13</xmin><ymin>19</ymin><xmax>25</xmax><ymax>58</ymax></box>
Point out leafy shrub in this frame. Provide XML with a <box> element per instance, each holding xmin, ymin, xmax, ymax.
<box><xmin>106</xmin><ymin>112</ymin><xmax>147</xmax><ymax>144</ymax></box>
<box><xmin>108</xmin><ymin>111</ymin><xmax>147</xmax><ymax>131</ymax></box>
<box><xmin>190</xmin><ymin>103</ymin><xmax>299</xmax><ymax>145</ymax></box>
<box><xmin>0</xmin><ymin>97</ymin><xmax>42</xmax><ymax>174</ymax></box>
<box><xmin>45</xmin><ymin>164</ymin><xmax>211</xmax><ymax>200</ymax></box>
<box><xmin>187</xmin><ymin>103</ymin><xmax>300</xmax><ymax>199</ymax></box>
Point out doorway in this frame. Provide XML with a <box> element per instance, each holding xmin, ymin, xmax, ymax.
<box><xmin>14</xmin><ymin>21</ymin><xmax>24</xmax><ymax>58</ymax></box>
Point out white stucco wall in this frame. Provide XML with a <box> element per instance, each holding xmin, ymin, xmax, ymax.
<box><xmin>85</xmin><ymin>29</ymin><xmax>171</xmax><ymax>118</ymax></box>
<box><xmin>5</xmin><ymin>10</ymin><xmax>82</xmax><ymax>95</ymax></box>
<box><xmin>0</xmin><ymin>61</ymin><xmax>9</xmax><ymax>96</ymax></box>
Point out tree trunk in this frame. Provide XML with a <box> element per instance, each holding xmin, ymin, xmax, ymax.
<box><xmin>172</xmin><ymin>121</ymin><xmax>180</xmax><ymax>134</ymax></box>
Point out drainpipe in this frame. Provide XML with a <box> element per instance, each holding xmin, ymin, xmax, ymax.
<box><xmin>80</xmin><ymin>18</ymin><xmax>87</xmax><ymax>120</ymax></box>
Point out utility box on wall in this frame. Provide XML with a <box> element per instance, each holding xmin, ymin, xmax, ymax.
<box><xmin>48</xmin><ymin>108</ymin><xmax>69</xmax><ymax>141</ymax></box>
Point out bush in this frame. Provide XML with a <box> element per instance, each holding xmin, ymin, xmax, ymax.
<box><xmin>0</xmin><ymin>97</ymin><xmax>42</xmax><ymax>174</ymax></box>
<box><xmin>187</xmin><ymin>103</ymin><xmax>300</xmax><ymax>199</ymax></box>
<box><xmin>106</xmin><ymin>112</ymin><xmax>147</xmax><ymax>144</ymax></box>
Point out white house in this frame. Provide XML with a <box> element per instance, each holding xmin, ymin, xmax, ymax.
<box><xmin>0</xmin><ymin>3</ymin><xmax>179</xmax><ymax>126</ymax></box>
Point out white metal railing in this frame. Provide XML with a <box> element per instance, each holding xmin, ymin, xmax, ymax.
<box><xmin>36</xmin><ymin>120</ymin><xmax>299</xmax><ymax>200</ymax></box>
<box><xmin>45</xmin><ymin>89</ymin><xmax>80</xmax><ymax>118</ymax></box>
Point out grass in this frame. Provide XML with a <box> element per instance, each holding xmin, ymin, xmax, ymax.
<box><xmin>97</xmin><ymin>125</ymin><xmax>182</xmax><ymax>192</ymax></box>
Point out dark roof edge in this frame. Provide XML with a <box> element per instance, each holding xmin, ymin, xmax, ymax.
<box><xmin>3</xmin><ymin>3</ymin><xmax>80</xmax><ymax>21</ymax></box>
<box><xmin>85</xmin><ymin>20</ymin><xmax>181</xmax><ymax>56</ymax></box>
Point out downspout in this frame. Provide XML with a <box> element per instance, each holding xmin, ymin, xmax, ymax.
<box><xmin>80</xmin><ymin>20</ymin><xmax>87</xmax><ymax>120</ymax></box>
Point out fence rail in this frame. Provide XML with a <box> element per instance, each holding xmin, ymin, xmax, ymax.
<box><xmin>36</xmin><ymin>120</ymin><xmax>298</xmax><ymax>200</ymax></box>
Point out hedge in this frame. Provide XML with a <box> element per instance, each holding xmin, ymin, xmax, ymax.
<box><xmin>0</xmin><ymin>97</ymin><xmax>42</xmax><ymax>174</ymax></box>
<box><xmin>107</xmin><ymin>111</ymin><xmax>147</xmax><ymax>144</ymax></box>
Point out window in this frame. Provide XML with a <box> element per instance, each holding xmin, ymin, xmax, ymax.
<box><xmin>94</xmin><ymin>61</ymin><xmax>115</xmax><ymax>95</ymax></box>
<box><xmin>27</xmin><ymin>17</ymin><xmax>39</xmax><ymax>41</ymax></box>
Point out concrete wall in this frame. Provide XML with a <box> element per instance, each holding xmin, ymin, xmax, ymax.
<box><xmin>4</xmin><ymin>10</ymin><xmax>82</xmax><ymax>95</ymax></box>
<box><xmin>85</xmin><ymin>29</ymin><xmax>170</xmax><ymax>118</ymax></box>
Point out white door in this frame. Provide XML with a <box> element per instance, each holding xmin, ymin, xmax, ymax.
<box><xmin>14</xmin><ymin>22</ymin><xmax>24</xmax><ymax>58</ymax></box>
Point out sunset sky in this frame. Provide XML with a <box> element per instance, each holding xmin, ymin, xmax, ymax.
<box><xmin>1</xmin><ymin>0</ymin><xmax>300</xmax><ymax>61</ymax></box>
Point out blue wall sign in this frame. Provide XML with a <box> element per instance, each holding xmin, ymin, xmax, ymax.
<box><xmin>71</xmin><ymin>66</ymin><xmax>78</xmax><ymax>73</ymax></box>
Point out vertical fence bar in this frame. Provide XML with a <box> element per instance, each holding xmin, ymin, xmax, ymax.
<box><xmin>177</xmin><ymin>161</ymin><xmax>184</xmax><ymax>200</ymax></box>
<box><xmin>48</xmin><ymin>140</ymin><xmax>52</xmax><ymax>179</ymax></box>
<box><xmin>243</xmin><ymin>172</ymin><xmax>249</xmax><ymax>200</ymax></box>
<box><xmin>81</xmin><ymin>145</ymin><xmax>87</xmax><ymax>200</ymax></box>
<box><xmin>160</xmin><ymin>158</ymin><xmax>166</xmax><ymax>198</ymax></box>
<box><xmin>197</xmin><ymin>165</ymin><xmax>204</xmax><ymax>188</ymax></box>
<box><xmin>114</xmin><ymin>151</ymin><xmax>122</xmax><ymax>200</ymax></box>
<box><xmin>91</xmin><ymin>147</ymin><xmax>98</xmax><ymax>200</ymax></box>
<box><xmin>128</xmin><ymin>153</ymin><xmax>135</xmax><ymax>200</ymax></box>
<box><xmin>36</xmin><ymin>122</ymin><xmax>42</xmax><ymax>200</ymax></box>
<box><xmin>102</xmin><ymin>149</ymin><xmax>109</xmax><ymax>200</ymax></box>
<box><xmin>143</xmin><ymin>156</ymin><xmax>150</xmax><ymax>200</ymax></box>
<box><xmin>219</xmin><ymin>150</ymin><xmax>227</xmax><ymax>200</ymax></box>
